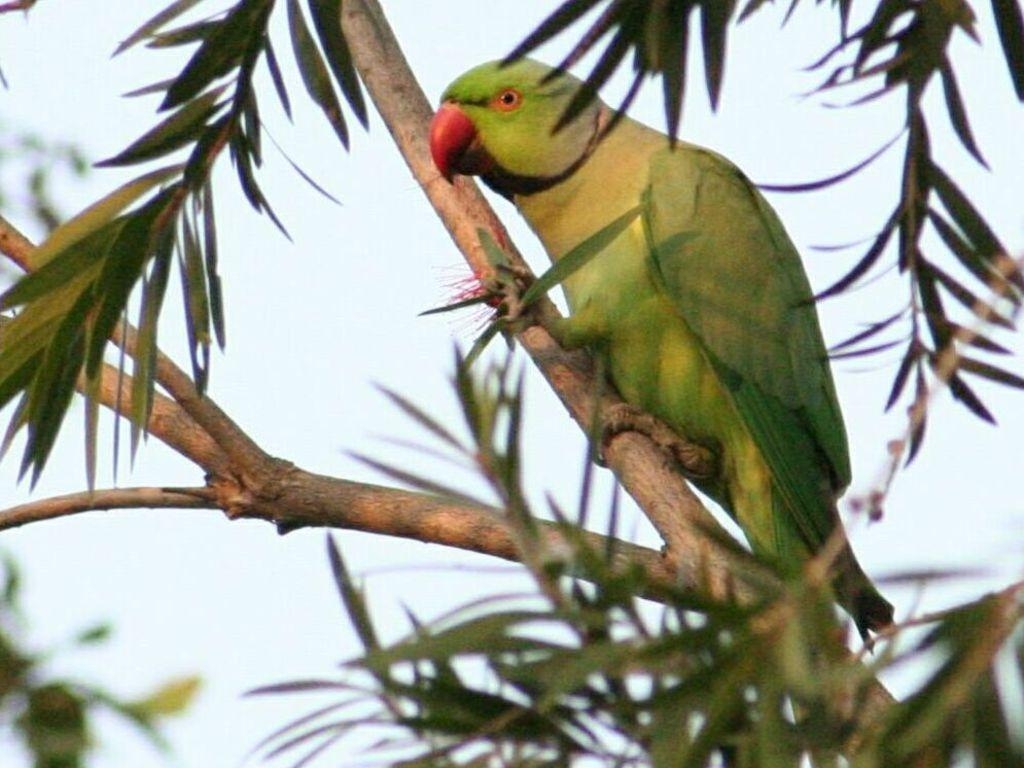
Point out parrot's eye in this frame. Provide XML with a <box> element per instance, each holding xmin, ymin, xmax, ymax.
<box><xmin>493</xmin><ymin>88</ymin><xmax>523</xmax><ymax>112</ymax></box>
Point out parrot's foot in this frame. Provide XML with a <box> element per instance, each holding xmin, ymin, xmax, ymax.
<box><xmin>600</xmin><ymin>402</ymin><xmax>717</xmax><ymax>480</ymax></box>
<box><xmin>491</xmin><ymin>262</ymin><xmax>535</xmax><ymax>324</ymax></box>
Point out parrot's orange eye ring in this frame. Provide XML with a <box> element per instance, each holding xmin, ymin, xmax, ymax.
<box><xmin>492</xmin><ymin>88</ymin><xmax>523</xmax><ymax>112</ymax></box>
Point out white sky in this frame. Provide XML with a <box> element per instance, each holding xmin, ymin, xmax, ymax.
<box><xmin>0</xmin><ymin>2</ymin><xmax>1022</xmax><ymax>766</ymax></box>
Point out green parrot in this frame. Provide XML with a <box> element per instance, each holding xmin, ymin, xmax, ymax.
<box><xmin>429</xmin><ymin>59</ymin><xmax>893</xmax><ymax>636</ymax></box>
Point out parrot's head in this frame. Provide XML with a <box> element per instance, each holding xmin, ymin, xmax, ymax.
<box><xmin>429</xmin><ymin>59</ymin><xmax>603</xmax><ymax>197</ymax></box>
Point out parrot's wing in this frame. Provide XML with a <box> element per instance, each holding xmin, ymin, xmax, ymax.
<box><xmin>642</xmin><ymin>146</ymin><xmax>850</xmax><ymax>548</ymax></box>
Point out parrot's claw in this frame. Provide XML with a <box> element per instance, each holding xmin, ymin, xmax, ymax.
<box><xmin>492</xmin><ymin>263</ymin><xmax>537</xmax><ymax>327</ymax></box>
<box><xmin>599</xmin><ymin>402</ymin><xmax>718</xmax><ymax>480</ymax></box>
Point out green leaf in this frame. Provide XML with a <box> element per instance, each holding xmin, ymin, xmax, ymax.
<box><xmin>938</xmin><ymin>58</ymin><xmax>986</xmax><ymax>166</ymax></box>
<box><xmin>376</xmin><ymin>385</ymin><xmax>463</xmax><ymax>450</ymax></box>
<box><xmin>957</xmin><ymin>356</ymin><xmax>1024</xmax><ymax>389</ymax></box>
<box><xmin>0</xmin><ymin>228</ymin><xmax>110</xmax><ymax>310</ymax></box>
<box><xmin>85</xmin><ymin>189</ymin><xmax>177</xmax><ymax>378</ymax></box>
<box><xmin>700</xmin><ymin>0</ymin><xmax>733</xmax><ymax>110</ymax></box>
<box><xmin>161</xmin><ymin>0</ymin><xmax>271</xmax><ymax>110</ymax></box>
<box><xmin>476</xmin><ymin>228</ymin><xmax>511</xmax><ymax>269</ymax></box>
<box><xmin>114</xmin><ymin>0</ymin><xmax>205</xmax><ymax>55</ymax></box>
<box><xmin>179</xmin><ymin>211</ymin><xmax>211</xmax><ymax>392</ymax></box>
<box><xmin>201</xmin><ymin>182</ymin><xmax>226</xmax><ymax>348</ymax></box>
<box><xmin>463</xmin><ymin>319</ymin><xmax>503</xmax><ymax>369</ymax></box>
<box><xmin>126</xmin><ymin>676</ymin><xmax>202</xmax><ymax>717</ymax></box>
<box><xmin>521</xmin><ymin>204</ymin><xmax>641</xmax><ymax>306</ymax></box>
<box><xmin>263</xmin><ymin>36</ymin><xmax>293</xmax><ymax>120</ymax></box>
<box><xmin>130</xmin><ymin>228</ymin><xmax>175</xmax><ymax>452</ymax></box>
<box><xmin>657</xmin><ymin>2</ymin><xmax>691</xmax><ymax>141</ymax></box>
<box><xmin>928</xmin><ymin>209</ymin><xmax>1020</xmax><ymax>304</ymax></box>
<box><xmin>992</xmin><ymin>0</ymin><xmax>1024</xmax><ymax>100</ymax></box>
<box><xmin>75</xmin><ymin>623</ymin><xmax>113</xmax><ymax>645</ymax></box>
<box><xmin>20</xmin><ymin>292</ymin><xmax>91</xmax><ymax>483</ymax></box>
<box><xmin>288</xmin><ymin>0</ymin><xmax>350</xmax><ymax>148</ymax></box>
<box><xmin>504</xmin><ymin>0</ymin><xmax>601</xmax><ymax>65</ymax></box>
<box><xmin>928</xmin><ymin>259</ymin><xmax>1015</xmax><ymax>330</ymax></box>
<box><xmin>98</xmin><ymin>87</ymin><xmax>226</xmax><ymax>168</ymax></box>
<box><xmin>306</xmin><ymin>0</ymin><xmax>369</xmax><ymax>128</ymax></box>
<box><xmin>147</xmin><ymin>18</ymin><xmax>219</xmax><ymax>49</ymax></box>
<box><xmin>929</xmin><ymin>162</ymin><xmax>1011</xmax><ymax>286</ymax></box>
<box><xmin>815</xmin><ymin>210</ymin><xmax>898</xmax><ymax>300</ymax></box>
<box><xmin>326</xmin><ymin>535</ymin><xmax>380</xmax><ymax>652</ymax></box>
<box><xmin>947</xmin><ymin>371</ymin><xmax>995</xmax><ymax>424</ymax></box>
<box><xmin>25</xmin><ymin>164</ymin><xmax>182</xmax><ymax>270</ymax></box>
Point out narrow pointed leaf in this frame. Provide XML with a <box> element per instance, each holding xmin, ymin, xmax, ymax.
<box><xmin>946</xmin><ymin>372</ymin><xmax>995</xmax><ymax>423</ymax></box>
<box><xmin>326</xmin><ymin>535</ymin><xmax>380</xmax><ymax>652</ymax></box>
<box><xmin>555</xmin><ymin>25</ymin><xmax>631</xmax><ymax>132</ymax></box>
<box><xmin>992</xmin><ymin>0</ymin><xmax>1024</xmax><ymax>100</ymax></box>
<box><xmin>115</xmin><ymin>0</ymin><xmax>205</xmax><ymax>55</ymax></box>
<box><xmin>463</xmin><ymin>320</ymin><xmax>503</xmax><ymax>369</ymax></box>
<box><xmin>829</xmin><ymin>309</ymin><xmax>906</xmax><ymax>353</ymax></box>
<box><xmin>815</xmin><ymin>212</ymin><xmax>898</xmax><ymax>300</ymax></box>
<box><xmin>938</xmin><ymin>58</ymin><xmax>986</xmax><ymax>166</ymax></box>
<box><xmin>288</xmin><ymin>0</ymin><xmax>349</xmax><ymax>148</ymax></box>
<box><xmin>522</xmin><ymin>205</ymin><xmax>641</xmax><ymax>306</ymax></box>
<box><xmin>307</xmin><ymin>0</ymin><xmax>369</xmax><ymax>127</ymax></box>
<box><xmin>929</xmin><ymin>260</ymin><xmax>1015</xmax><ymax>330</ymax></box>
<box><xmin>24</xmin><ymin>165</ymin><xmax>182</xmax><ymax>270</ymax></box>
<box><xmin>375</xmin><ymin>385</ymin><xmax>463</xmax><ymax>449</ymax></box>
<box><xmin>700</xmin><ymin>0</ymin><xmax>732</xmax><ymax>110</ymax></box>
<box><xmin>98</xmin><ymin>87</ymin><xmax>225</xmax><ymax>168</ymax></box>
<box><xmin>147</xmin><ymin>19</ymin><xmax>220</xmax><ymax>49</ymax></box>
<box><xmin>86</xmin><ymin>190</ymin><xmax>177</xmax><ymax>378</ymax></box>
<box><xmin>928</xmin><ymin>209</ymin><xmax>1019</xmax><ymax>304</ymax></box>
<box><xmin>264</xmin><ymin>36</ymin><xmax>293</xmax><ymax>119</ymax></box>
<box><xmin>886</xmin><ymin>342</ymin><xmax>920</xmax><ymax>410</ymax></box>
<box><xmin>929</xmin><ymin>163</ymin><xmax>1011</xmax><ymax>285</ymax></box>
<box><xmin>759</xmin><ymin>131</ymin><xmax>903</xmax><ymax>192</ymax></box>
<box><xmin>201</xmin><ymin>183</ymin><xmax>226</xmax><ymax>348</ymax></box>
<box><xmin>179</xmin><ymin>211</ymin><xmax>211</xmax><ymax>391</ymax></box>
<box><xmin>504</xmin><ymin>0</ymin><xmax>600</xmax><ymax>64</ymax></box>
<box><xmin>162</xmin><ymin>0</ymin><xmax>270</xmax><ymax>110</ymax></box>
<box><xmin>957</xmin><ymin>356</ymin><xmax>1024</xmax><ymax>389</ymax></box>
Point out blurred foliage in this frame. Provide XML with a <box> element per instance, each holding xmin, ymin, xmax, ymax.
<box><xmin>252</xmin><ymin>355</ymin><xmax>1024</xmax><ymax>767</ymax></box>
<box><xmin>0</xmin><ymin>1</ymin><xmax>1020</xmax><ymax>481</ymax></box>
<box><xmin>0</xmin><ymin>0</ymin><xmax>365</xmax><ymax>483</ymax></box>
<box><xmin>0</xmin><ymin>552</ymin><xmax>200</xmax><ymax>767</ymax></box>
<box><xmin>0</xmin><ymin>126</ymin><xmax>87</xmax><ymax>242</ymax></box>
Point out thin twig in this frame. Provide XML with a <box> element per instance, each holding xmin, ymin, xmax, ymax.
<box><xmin>0</xmin><ymin>486</ymin><xmax>217</xmax><ymax>530</ymax></box>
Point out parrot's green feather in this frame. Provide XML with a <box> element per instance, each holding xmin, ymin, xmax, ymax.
<box><xmin>438</xmin><ymin>59</ymin><xmax>893</xmax><ymax>635</ymax></box>
<box><xmin>643</xmin><ymin>146</ymin><xmax>850</xmax><ymax>546</ymax></box>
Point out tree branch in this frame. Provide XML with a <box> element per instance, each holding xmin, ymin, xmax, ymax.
<box><xmin>0</xmin><ymin>487</ymin><xmax>217</xmax><ymax>530</ymax></box>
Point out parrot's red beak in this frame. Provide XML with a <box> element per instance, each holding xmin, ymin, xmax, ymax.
<box><xmin>429</xmin><ymin>102</ymin><xmax>478</xmax><ymax>182</ymax></box>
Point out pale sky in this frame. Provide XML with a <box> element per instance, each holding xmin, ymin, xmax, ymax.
<box><xmin>0</xmin><ymin>2</ymin><xmax>1021</xmax><ymax>766</ymax></box>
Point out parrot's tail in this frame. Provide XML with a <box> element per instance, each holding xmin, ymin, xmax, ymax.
<box><xmin>835</xmin><ymin>548</ymin><xmax>894</xmax><ymax>641</ymax></box>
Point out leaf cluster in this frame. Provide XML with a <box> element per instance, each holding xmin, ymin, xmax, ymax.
<box><xmin>0</xmin><ymin>551</ymin><xmax>200</xmax><ymax>768</ymax></box>
<box><xmin>0</xmin><ymin>127</ymin><xmax>88</xmax><ymax>240</ymax></box>
<box><xmin>252</xmin><ymin>358</ymin><xmax>1024</xmax><ymax>767</ymax></box>
<box><xmin>0</xmin><ymin>0</ymin><xmax>366</xmax><ymax>482</ymax></box>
